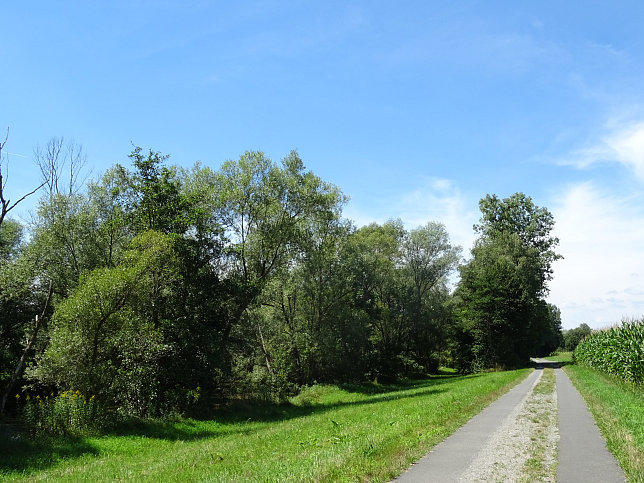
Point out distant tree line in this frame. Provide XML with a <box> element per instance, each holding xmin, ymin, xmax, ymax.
<box><xmin>0</xmin><ymin>139</ymin><xmax>563</xmax><ymax>418</ymax></box>
<box><xmin>562</xmin><ymin>323</ymin><xmax>591</xmax><ymax>352</ymax></box>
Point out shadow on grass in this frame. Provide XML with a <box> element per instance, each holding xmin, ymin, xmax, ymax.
<box><xmin>209</xmin><ymin>372</ymin><xmax>484</xmax><ymax>426</ymax></box>
<box><xmin>336</xmin><ymin>372</ymin><xmax>482</xmax><ymax>395</ymax></box>
<box><xmin>0</xmin><ymin>372</ymin><xmax>486</xmax><ymax>476</ymax></box>
<box><xmin>0</xmin><ymin>433</ymin><xmax>99</xmax><ymax>476</ymax></box>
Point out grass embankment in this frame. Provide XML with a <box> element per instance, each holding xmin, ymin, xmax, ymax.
<box><xmin>0</xmin><ymin>369</ymin><xmax>529</xmax><ymax>482</ymax></box>
<box><xmin>565</xmin><ymin>365</ymin><xmax>644</xmax><ymax>482</ymax></box>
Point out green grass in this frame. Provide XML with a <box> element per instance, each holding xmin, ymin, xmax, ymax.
<box><xmin>0</xmin><ymin>369</ymin><xmax>530</xmax><ymax>482</ymax></box>
<box><xmin>544</xmin><ymin>351</ymin><xmax>573</xmax><ymax>364</ymax></box>
<box><xmin>565</xmin><ymin>365</ymin><xmax>644</xmax><ymax>482</ymax></box>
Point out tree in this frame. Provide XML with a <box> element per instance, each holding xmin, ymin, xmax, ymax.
<box><xmin>475</xmin><ymin>193</ymin><xmax>560</xmax><ymax>293</ymax></box>
<box><xmin>400</xmin><ymin>222</ymin><xmax>461</xmax><ymax>371</ymax></box>
<box><xmin>0</xmin><ymin>130</ymin><xmax>55</xmax><ymax>414</ymax></box>
<box><xmin>126</xmin><ymin>146</ymin><xmax>190</xmax><ymax>234</ymax></box>
<box><xmin>29</xmin><ymin>231</ymin><xmax>177</xmax><ymax>416</ymax></box>
<box><xmin>0</xmin><ymin>222</ymin><xmax>47</xmax><ymax>415</ymax></box>
<box><xmin>456</xmin><ymin>193</ymin><xmax>562</xmax><ymax>370</ymax></box>
<box><xmin>216</xmin><ymin>150</ymin><xmax>345</xmax><ymax>336</ymax></box>
<box><xmin>248</xmin><ymin>216</ymin><xmax>358</xmax><ymax>393</ymax></box>
<box><xmin>34</xmin><ymin>137</ymin><xmax>87</xmax><ymax>198</ymax></box>
<box><xmin>563</xmin><ymin>323</ymin><xmax>591</xmax><ymax>351</ymax></box>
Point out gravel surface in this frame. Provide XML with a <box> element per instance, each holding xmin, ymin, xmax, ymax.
<box><xmin>457</xmin><ymin>369</ymin><xmax>558</xmax><ymax>482</ymax></box>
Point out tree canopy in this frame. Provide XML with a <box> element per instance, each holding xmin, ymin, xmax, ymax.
<box><xmin>1</xmin><ymin>144</ymin><xmax>564</xmax><ymax>422</ymax></box>
<box><xmin>455</xmin><ymin>193</ymin><xmax>562</xmax><ymax>371</ymax></box>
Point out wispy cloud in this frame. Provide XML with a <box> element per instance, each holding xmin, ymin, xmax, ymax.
<box><xmin>549</xmin><ymin>182</ymin><xmax>644</xmax><ymax>329</ymax></box>
<box><xmin>345</xmin><ymin>177</ymin><xmax>478</xmax><ymax>253</ymax></box>
<box><xmin>563</xmin><ymin>120</ymin><xmax>644</xmax><ymax>181</ymax></box>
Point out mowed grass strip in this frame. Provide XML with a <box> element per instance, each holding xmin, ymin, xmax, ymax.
<box><xmin>564</xmin><ymin>365</ymin><xmax>644</xmax><ymax>483</ymax></box>
<box><xmin>1</xmin><ymin>369</ymin><xmax>529</xmax><ymax>482</ymax></box>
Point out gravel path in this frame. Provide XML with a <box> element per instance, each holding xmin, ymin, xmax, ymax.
<box><xmin>394</xmin><ymin>366</ymin><xmax>624</xmax><ymax>482</ymax></box>
<box><xmin>394</xmin><ymin>370</ymin><xmax>543</xmax><ymax>482</ymax></box>
<box><xmin>458</xmin><ymin>369</ymin><xmax>557</xmax><ymax>482</ymax></box>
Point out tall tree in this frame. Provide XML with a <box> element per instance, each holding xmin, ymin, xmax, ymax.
<box><xmin>456</xmin><ymin>193</ymin><xmax>562</xmax><ymax>370</ymax></box>
<box><xmin>216</xmin><ymin>150</ymin><xmax>345</xmax><ymax>337</ymax></box>
<box><xmin>401</xmin><ymin>222</ymin><xmax>461</xmax><ymax>371</ymax></box>
<box><xmin>402</xmin><ymin>222</ymin><xmax>461</xmax><ymax>319</ymax></box>
<box><xmin>475</xmin><ymin>193</ymin><xmax>560</xmax><ymax>293</ymax></box>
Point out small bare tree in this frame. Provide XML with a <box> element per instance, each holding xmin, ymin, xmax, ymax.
<box><xmin>0</xmin><ymin>127</ymin><xmax>47</xmax><ymax>228</ymax></box>
<box><xmin>34</xmin><ymin>136</ymin><xmax>88</xmax><ymax>198</ymax></box>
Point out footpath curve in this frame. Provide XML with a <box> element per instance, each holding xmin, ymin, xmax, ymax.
<box><xmin>393</xmin><ymin>366</ymin><xmax>625</xmax><ymax>482</ymax></box>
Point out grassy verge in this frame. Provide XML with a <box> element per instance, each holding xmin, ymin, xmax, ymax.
<box><xmin>0</xmin><ymin>369</ymin><xmax>529</xmax><ymax>482</ymax></box>
<box><xmin>565</xmin><ymin>365</ymin><xmax>644</xmax><ymax>482</ymax></box>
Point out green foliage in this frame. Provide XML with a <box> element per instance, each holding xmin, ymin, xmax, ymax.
<box><xmin>456</xmin><ymin>193</ymin><xmax>562</xmax><ymax>371</ymax></box>
<box><xmin>0</xmin><ymin>221</ymin><xmax>46</xmax><ymax>397</ymax></box>
<box><xmin>4</xmin><ymin>145</ymin><xmax>527</xmax><ymax>425</ymax></box>
<box><xmin>475</xmin><ymin>192</ymin><xmax>561</xmax><ymax>286</ymax></box>
<box><xmin>0</xmin><ymin>219</ymin><xmax>22</xmax><ymax>260</ymax></box>
<box><xmin>127</xmin><ymin>146</ymin><xmax>191</xmax><ymax>234</ymax></box>
<box><xmin>574</xmin><ymin>319</ymin><xmax>644</xmax><ymax>384</ymax></box>
<box><xmin>0</xmin><ymin>370</ymin><xmax>529</xmax><ymax>481</ymax></box>
<box><xmin>563</xmin><ymin>323</ymin><xmax>592</xmax><ymax>351</ymax></box>
<box><xmin>28</xmin><ymin>231</ymin><xmax>176</xmax><ymax>417</ymax></box>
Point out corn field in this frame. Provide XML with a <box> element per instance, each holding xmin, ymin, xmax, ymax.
<box><xmin>574</xmin><ymin>318</ymin><xmax>644</xmax><ymax>384</ymax></box>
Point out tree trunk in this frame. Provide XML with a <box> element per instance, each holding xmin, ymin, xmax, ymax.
<box><xmin>0</xmin><ymin>280</ymin><xmax>53</xmax><ymax>415</ymax></box>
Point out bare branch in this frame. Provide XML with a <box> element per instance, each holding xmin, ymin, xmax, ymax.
<box><xmin>0</xmin><ymin>128</ymin><xmax>48</xmax><ymax>227</ymax></box>
<box><xmin>34</xmin><ymin>137</ymin><xmax>88</xmax><ymax>197</ymax></box>
<box><xmin>65</xmin><ymin>139</ymin><xmax>89</xmax><ymax>196</ymax></box>
<box><xmin>0</xmin><ymin>127</ymin><xmax>8</xmax><ymax>151</ymax></box>
<box><xmin>2</xmin><ymin>180</ymin><xmax>48</xmax><ymax>215</ymax></box>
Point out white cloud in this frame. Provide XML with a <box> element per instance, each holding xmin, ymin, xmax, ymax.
<box><xmin>344</xmin><ymin>177</ymin><xmax>478</xmax><ymax>254</ymax></box>
<box><xmin>397</xmin><ymin>178</ymin><xmax>478</xmax><ymax>253</ymax></box>
<box><xmin>565</xmin><ymin>121</ymin><xmax>644</xmax><ymax>181</ymax></box>
<box><xmin>549</xmin><ymin>182</ymin><xmax>644</xmax><ymax>329</ymax></box>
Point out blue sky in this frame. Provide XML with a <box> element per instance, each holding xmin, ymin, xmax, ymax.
<box><xmin>3</xmin><ymin>1</ymin><xmax>644</xmax><ymax>329</ymax></box>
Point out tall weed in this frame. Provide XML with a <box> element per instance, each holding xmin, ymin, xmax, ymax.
<box><xmin>19</xmin><ymin>389</ymin><xmax>105</xmax><ymax>435</ymax></box>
